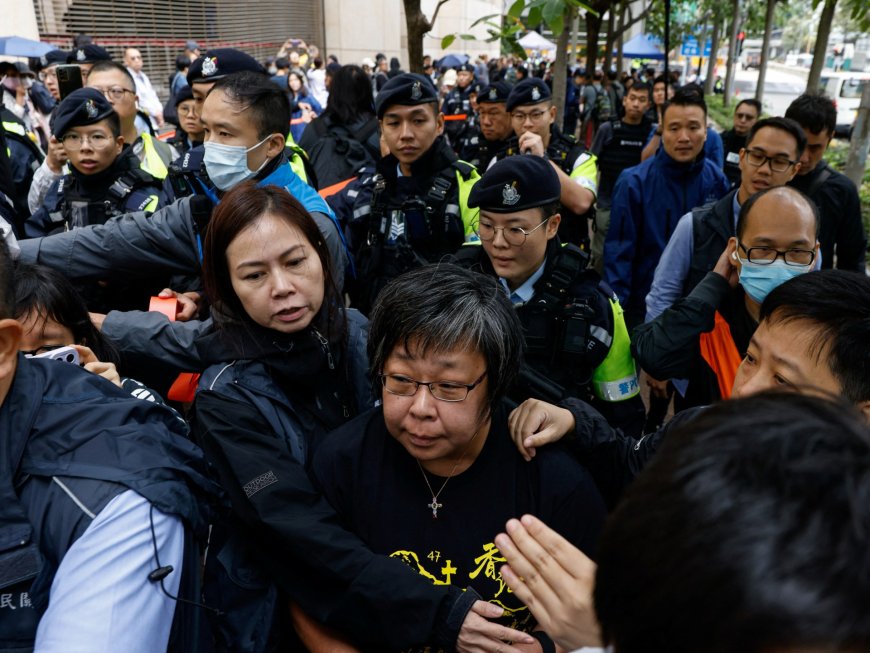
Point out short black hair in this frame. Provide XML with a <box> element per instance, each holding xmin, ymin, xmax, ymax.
<box><xmin>785</xmin><ymin>91</ymin><xmax>836</xmax><ymax>137</ymax></box>
<box><xmin>662</xmin><ymin>83</ymin><xmax>706</xmax><ymax>120</ymax></box>
<box><xmin>175</xmin><ymin>55</ymin><xmax>190</xmax><ymax>72</ymax></box>
<box><xmin>0</xmin><ymin>238</ymin><xmax>12</xmax><ymax>320</ymax></box>
<box><xmin>735</xmin><ymin>98</ymin><xmax>762</xmax><ymax>115</ymax></box>
<box><xmin>102</xmin><ymin>112</ymin><xmax>122</xmax><ymax>138</ymax></box>
<box><xmin>12</xmin><ymin>263</ymin><xmax>119</xmax><ymax>364</ymax></box>
<box><xmin>760</xmin><ymin>270</ymin><xmax>870</xmax><ymax>403</ymax></box>
<box><xmin>652</xmin><ymin>74</ymin><xmax>667</xmax><ymax>87</ymax></box>
<box><xmin>746</xmin><ymin>116</ymin><xmax>807</xmax><ymax>158</ymax></box>
<box><xmin>88</xmin><ymin>60</ymin><xmax>136</xmax><ymax>91</ymax></box>
<box><xmin>596</xmin><ymin>391</ymin><xmax>870</xmax><ymax>653</ymax></box>
<box><xmin>210</xmin><ymin>71</ymin><xmax>290</xmax><ymax>139</ymax></box>
<box><xmin>627</xmin><ymin>81</ymin><xmax>650</xmax><ymax>97</ymax></box>
<box><xmin>736</xmin><ymin>186</ymin><xmax>819</xmax><ymax>241</ymax></box>
<box><xmin>367</xmin><ymin>264</ymin><xmax>524</xmax><ymax>413</ymax></box>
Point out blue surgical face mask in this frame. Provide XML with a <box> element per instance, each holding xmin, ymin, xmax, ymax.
<box><xmin>737</xmin><ymin>255</ymin><xmax>812</xmax><ymax>304</ymax></box>
<box><xmin>203</xmin><ymin>136</ymin><xmax>272</xmax><ymax>191</ymax></box>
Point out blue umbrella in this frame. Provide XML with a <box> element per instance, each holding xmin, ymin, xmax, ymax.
<box><xmin>437</xmin><ymin>54</ymin><xmax>470</xmax><ymax>69</ymax></box>
<box><xmin>0</xmin><ymin>36</ymin><xmax>55</xmax><ymax>58</ymax></box>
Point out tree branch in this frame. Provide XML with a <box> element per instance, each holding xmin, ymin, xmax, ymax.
<box><xmin>611</xmin><ymin>0</ymin><xmax>655</xmax><ymax>38</ymax></box>
<box><xmin>429</xmin><ymin>0</ymin><xmax>451</xmax><ymax>29</ymax></box>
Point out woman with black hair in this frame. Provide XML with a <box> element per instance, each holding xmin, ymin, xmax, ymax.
<box><xmin>298</xmin><ymin>64</ymin><xmax>381</xmax><ymax>189</ymax></box>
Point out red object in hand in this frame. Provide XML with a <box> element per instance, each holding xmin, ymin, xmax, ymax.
<box><xmin>149</xmin><ymin>296</ymin><xmax>180</xmax><ymax>321</ymax></box>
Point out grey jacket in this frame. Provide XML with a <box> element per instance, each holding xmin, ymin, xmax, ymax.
<box><xmin>18</xmin><ymin>196</ymin><xmax>346</xmax><ymax>291</ymax></box>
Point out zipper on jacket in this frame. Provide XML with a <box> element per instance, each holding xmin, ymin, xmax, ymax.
<box><xmin>313</xmin><ymin>329</ymin><xmax>335</xmax><ymax>370</ymax></box>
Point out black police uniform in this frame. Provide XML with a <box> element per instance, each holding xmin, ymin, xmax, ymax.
<box><xmin>335</xmin><ymin>74</ymin><xmax>479</xmax><ymax>314</ymax></box>
<box><xmin>458</xmin><ymin>82</ymin><xmax>512</xmax><ymax>171</ymax></box>
<box><xmin>495</xmin><ymin>78</ymin><xmax>599</xmax><ymax>249</ymax></box>
<box><xmin>165</xmin><ymin>86</ymin><xmax>201</xmax><ymax>157</ymax></box>
<box><xmin>456</xmin><ymin>155</ymin><xmax>645</xmax><ymax>437</ymax></box>
<box><xmin>442</xmin><ymin>64</ymin><xmax>476</xmax><ymax>151</ymax></box>
<box><xmin>720</xmin><ymin>127</ymin><xmax>745</xmax><ymax>189</ymax></box>
<box><xmin>0</xmin><ymin>108</ymin><xmax>43</xmax><ymax>231</ymax></box>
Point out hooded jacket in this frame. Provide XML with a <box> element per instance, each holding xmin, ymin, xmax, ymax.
<box><xmin>603</xmin><ymin>147</ymin><xmax>729</xmax><ymax>315</ymax></box>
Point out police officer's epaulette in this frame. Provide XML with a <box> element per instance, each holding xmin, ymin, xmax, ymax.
<box><xmin>107</xmin><ymin>167</ymin><xmax>160</xmax><ymax>205</ymax></box>
<box><xmin>451</xmin><ymin>159</ymin><xmax>477</xmax><ymax>180</ymax></box>
<box><xmin>167</xmin><ymin>147</ymin><xmax>206</xmax><ymax>199</ymax></box>
<box><xmin>537</xmin><ymin>243</ymin><xmax>589</xmax><ymax>302</ymax></box>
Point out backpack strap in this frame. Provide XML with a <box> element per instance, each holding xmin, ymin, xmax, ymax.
<box><xmin>806</xmin><ymin>163</ymin><xmax>833</xmax><ymax>198</ymax></box>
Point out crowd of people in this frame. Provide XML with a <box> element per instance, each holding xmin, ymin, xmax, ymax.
<box><xmin>0</xmin><ymin>33</ymin><xmax>868</xmax><ymax>653</ymax></box>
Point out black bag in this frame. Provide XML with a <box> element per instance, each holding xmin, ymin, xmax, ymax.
<box><xmin>306</xmin><ymin>116</ymin><xmax>379</xmax><ymax>189</ymax></box>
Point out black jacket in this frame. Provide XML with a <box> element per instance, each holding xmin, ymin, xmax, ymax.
<box><xmin>788</xmin><ymin>160</ymin><xmax>867</xmax><ymax>273</ymax></box>
<box><xmin>633</xmin><ymin>271</ymin><xmax>757</xmax><ymax>409</ymax></box>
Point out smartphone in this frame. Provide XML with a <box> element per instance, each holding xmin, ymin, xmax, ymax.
<box><xmin>56</xmin><ymin>64</ymin><xmax>83</xmax><ymax>100</ymax></box>
<box><xmin>27</xmin><ymin>346</ymin><xmax>81</xmax><ymax>366</ymax></box>
<box><xmin>291</xmin><ymin>39</ymin><xmax>301</xmax><ymax>46</ymax></box>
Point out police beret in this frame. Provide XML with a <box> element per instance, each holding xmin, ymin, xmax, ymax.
<box><xmin>457</xmin><ymin>63</ymin><xmax>475</xmax><ymax>73</ymax></box>
<box><xmin>68</xmin><ymin>44</ymin><xmax>112</xmax><ymax>65</ymax></box>
<box><xmin>52</xmin><ymin>87</ymin><xmax>115</xmax><ymax>138</ymax></box>
<box><xmin>478</xmin><ymin>82</ymin><xmax>511</xmax><ymax>104</ymax></box>
<box><xmin>468</xmin><ymin>155</ymin><xmax>560</xmax><ymax>213</ymax></box>
<box><xmin>375</xmin><ymin>73</ymin><xmax>438</xmax><ymax>119</ymax></box>
<box><xmin>39</xmin><ymin>50</ymin><xmax>68</xmax><ymax>69</ymax></box>
<box><xmin>174</xmin><ymin>85</ymin><xmax>194</xmax><ymax>107</ymax></box>
<box><xmin>187</xmin><ymin>48</ymin><xmax>265</xmax><ymax>85</ymax></box>
<box><xmin>505</xmin><ymin>78</ymin><xmax>552</xmax><ymax>112</ymax></box>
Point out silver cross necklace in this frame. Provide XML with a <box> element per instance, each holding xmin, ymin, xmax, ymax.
<box><xmin>414</xmin><ymin>424</ymin><xmax>484</xmax><ymax>519</ymax></box>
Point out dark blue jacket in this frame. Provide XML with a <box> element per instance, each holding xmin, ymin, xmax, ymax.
<box><xmin>603</xmin><ymin>148</ymin><xmax>729</xmax><ymax>315</ymax></box>
<box><xmin>0</xmin><ymin>355</ymin><xmax>217</xmax><ymax>652</ymax></box>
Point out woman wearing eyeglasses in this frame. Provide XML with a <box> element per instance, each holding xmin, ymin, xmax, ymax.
<box><xmin>301</xmin><ymin>264</ymin><xmax>606</xmax><ymax>652</ymax></box>
<box><xmin>24</xmin><ymin>87</ymin><xmax>166</xmax><ymax>239</ymax></box>
<box><xmin>193</xmin><ymin>183</ymin><xmax>547</xmax><ymax>652</ymax></box>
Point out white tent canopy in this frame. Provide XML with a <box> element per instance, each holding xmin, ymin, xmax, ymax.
<box><xmin>518</xmin><ymin>31</ymin><xmax>557</xmax><ymax>52</ymax></box>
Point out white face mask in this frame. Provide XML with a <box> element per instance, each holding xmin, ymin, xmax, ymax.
<box><xmin>203</xmin><ymin>136</ymin><xmax>272</xmax><ymax>191</ymax></box>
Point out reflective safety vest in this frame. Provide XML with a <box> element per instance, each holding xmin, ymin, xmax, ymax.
<box><xmin>699</xmin><ymin>311</ymin><xmax>742</xmax><ymax>399</ymax></box>
<box><xmin>136</xmin><ymin>132</ymin><xmax>171</xmax><ymax>180</ymax></box>
<box><xmin>592</xmin><ymin>296</ymin><xmax>641</xmax><ymax>402</ymax></box>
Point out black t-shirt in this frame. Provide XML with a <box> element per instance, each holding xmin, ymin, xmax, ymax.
<box><xmin>312</xmin><ymin>402</ymin><xmax>606</xmax><ymax>651</ymax></box>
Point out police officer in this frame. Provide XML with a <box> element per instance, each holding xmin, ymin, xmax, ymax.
<box><xmin>1</xmin><ymin>105</ymin><xmax>44</xmax><ymax>229</ymax></box>
<box><xmin>66</xmin><ymin>43</ymin><xmax>112</xmax><ymax>83</ymax></box>
<box><xmin>337</xmin><ymin>72</ymin><xmax>480</xmax><ymax>313</ymax></box>
<box><xmin>165</xmin><ymin>86</ymin><xmax>203</xmax><ymax>156</ymax></box>
<box><xmin>459</xmin><ymin>81</ymin><xmax>513</xmax><ymax>170</ymax></box>
<box><xmin>441</xmin><ymin>63</ymin><xmax>475</xmax><ymax>151</ymax></box>
<box><xmin>26</xmin><ymin>88</ymin><xmax>166</xmax><ymax>238</ymax></box>
<box><xmin>496</xmin><ymin>78</ymin><xmax>598</xmax><ymax>249</ymax></box>
<box><xmin>588</xmin><ymin>81</ymin><xmax>652</xmax><ymax>274</ymax></box>
<box><xmin>457</xmin><ymin>155</ymin><xmax>644</xmax><ymax>437</ymax></box>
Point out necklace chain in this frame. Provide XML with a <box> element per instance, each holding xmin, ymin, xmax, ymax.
<box><xmin>415</xmin><ymin>421</ymin><xmax>485</xmax><ymax>519</ymax></box>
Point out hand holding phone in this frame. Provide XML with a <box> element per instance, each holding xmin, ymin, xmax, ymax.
<box><xmin>27</xmin><ymin>346</ymin><xmax>81</xmax><ymax>366</ymax></box>
<box><xmin>56</xmin><ymin>65</ymin><xmax>83</xmax><ymax>100</ymax></box>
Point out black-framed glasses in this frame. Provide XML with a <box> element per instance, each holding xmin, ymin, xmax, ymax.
<box><xmin>738</xmin><ymin>242</ymin><xmax>815</xmax><ymax>267</ymax></box>
<box><xmin>743</xmin><ymin>148</ymin><xmax>797</xmax><ymax>173</ymax></box>
<box><xmin>90</xmin><ymin>86</ymin><xmax>135</xmax><ymax>101</ymax></box>
<box><xmin>60</xmin><ymin>132</ymin><xmax>113</xmax><ymax>150</ymax></box>
<box><xmin>510</xmin><ymin>109</ymin><xmax>548</xmax><ymax>123</ymax></box>
<box><xmin>380</xmin><ymin>371</ymin><xmax>487</xmax><ymax>402</ymax></box>
<box><xmin>21</xmin><ymin>343</ymin><xmax>66</xmax><ymax>357</ymax></box>
<box><xmin>475</xmin><ymin>217</ymin><xmax>550</xmax><ymax>246</ymax></box>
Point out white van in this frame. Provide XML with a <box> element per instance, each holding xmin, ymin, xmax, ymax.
<box><xmin>818</xmin><ymin>72</ymin><xmax>870</xmax><ymax>137</ymax></box>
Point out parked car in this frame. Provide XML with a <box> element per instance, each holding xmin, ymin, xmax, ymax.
<box><xmin>819</xmin><ymin>72</ymin><xmax>870</xmax><ymax>137</ymax></box>
<box><xmin>741</xmin><ymin>50</ymin><xmax>761</xmax><ymax>70</ymax></box>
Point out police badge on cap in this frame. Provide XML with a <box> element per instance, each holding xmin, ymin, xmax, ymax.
<box><xmin>411</xmin><ymin>81</ymin><xmax>422</xmax><ymax>101</ymax></box>
<box><xmin>488</xmin><ymin>88</ymin><xmax>498</xmax><ymax>101</ymax></box>
<box><xmin>202</xmin><ymin>57</ymin><xmax>218</xmax><ymax>77</ymax></box>
<box><xmin>502</xmin><ymin>182</ymin><xmax>520</xmax><ymax>206</ymax></box>
<box><xmin>467</xmin><ymin>155</ymin><xmax>561</xmax><ymax>213</ymax></box>
<box><xmin>531</xmin><ymin>86</ymin><xmax>541</xmax><ymax>101</ymax></box>
<box><xmin>84</xmin><ymin>99</ymin><xmax>98</xmax><ymax>118</ymax></box>
<box><xmin>76</xmin><ymin>49</ymin><xmax>86</xmax><ymax>62</ymax></box>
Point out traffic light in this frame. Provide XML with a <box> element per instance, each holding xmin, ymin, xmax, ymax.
<box><xmin>737</xmin><ymin>31</ymin><xmax>745</xmax><ymax>56</ymax></box>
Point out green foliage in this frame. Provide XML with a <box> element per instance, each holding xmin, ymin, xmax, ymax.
<box><xmin>437</xmin><ymin>0</ymin><xmax>596</xmax><ymax>60</ymax></box>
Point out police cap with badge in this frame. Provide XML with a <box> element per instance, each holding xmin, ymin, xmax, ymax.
<box><xmin>39</xmin><ymin>49</ymin><xmax>69</xmax><ymax>70</ymax></box>
<box><xmin>456</xmin><ymin>63</ymin><xmax>475</xmax><ymax>74</ymax></box>
<box><xmin>468</xmin><ymin>155</ymin><xmax>560</xmax><ymax>213</ymax></box>
<box><xmin>375</xmin><ymin>73</ymin><xmax>438</xmax><ymax>119</ymax></box>
<box><xmin>470</xmin><ymin>154</ymin><xmax>616</xmax><ymax>382</ymax></box>
<box><xmin>67</xmin><ymin>44</ymin><xmax>112</xmax><ymax>65</ymax></box>
<box><xmin>187</xmin><ymin>48</ymin><xmax>266</xmax><ymax>85</ymax></box>
<box><xmin>52</xmin><ymin>87</ymin><xmax>115</xmax><ymax>138</ymax></box>
<box><xmin>477</xmin><ymin>82</ymin><xmax>510</xmax><ymax>105</ymax></box>
<box><xmin>505</xmin><ymin>78</ymin><xmax>552</xmax><ymax>112</ymax></box>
